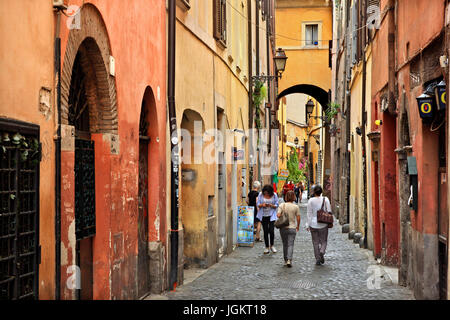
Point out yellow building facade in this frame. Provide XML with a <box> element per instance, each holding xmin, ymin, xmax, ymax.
<box><xmin>348</xmin><ymin>41</ymin><xmax>373</xmax><ymax>247</ymax></box>
<box><xmin>275</xmin><ymin>0</ymin><xmax>332</xmax><ymax>193</ymax></box>
<box><xmin>169</xmin><ymin>0</ymin><xmax>274</xmax><ymax>283</ymax></box>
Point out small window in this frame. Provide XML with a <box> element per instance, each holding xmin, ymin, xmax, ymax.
<box><xmin>214</xmin><ymin>0</ymin><xmax>227</xmax><ymax>46</ymax></box>
<box><xmin>305</xmin><ymin>24</ymin><xmax>319</xmax><ymax>46</ymax></box>
<box><xmin>208</xmin><ymin>195</ymin><xmax>214</xmax><ymax>217</ymax></box>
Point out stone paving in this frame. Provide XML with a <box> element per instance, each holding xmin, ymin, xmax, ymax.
<box><xmin>154</xmin><ymin>194</ymin><xmax>415</xmax><ymax>300</ymax></box>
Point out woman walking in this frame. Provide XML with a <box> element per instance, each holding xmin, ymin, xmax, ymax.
<box><xmin>256</xmin><ymin>184</ymin><xmax>279</xmax><ymax>254</ymax></box>
<box><xmin>247</xmin><ymin>181</ymin><xmax>262</xmax><ymax>242</ymax></box>
<box><xmin>277</xmin><ymin>191</ymin><xmax>300</xmax><ymax>267</ymax></box>
<box><xmin>306</xmin><ymin>185</ymin><xmax>332</xmax><ymax>265</ymax></box>
<box><xmin>294</xmin><ymin>183</ymin><xmax>300</xmax><ymax>203</ymax></box>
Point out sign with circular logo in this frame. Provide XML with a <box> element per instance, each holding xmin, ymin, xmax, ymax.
<box><xmin>421</xmin><ymin>102</ymin><xmax>432</xmax><ymax>114</ymax></box>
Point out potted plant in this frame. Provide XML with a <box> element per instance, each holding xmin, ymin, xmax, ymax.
<box><xmin>325</xmin><ymin>102</ymin><xmax>341</xmax><ymax>122</ymax></box>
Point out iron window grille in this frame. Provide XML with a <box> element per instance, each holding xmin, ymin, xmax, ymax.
<box><xmin>0</xmin><ymin>118</ymin><xmax>40</xmax><ymax>300</ymax></box>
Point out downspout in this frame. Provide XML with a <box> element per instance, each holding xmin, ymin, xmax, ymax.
<box><xmin>256</xmin><ymin>1</ymin><xmax>260</xmax><ymax>76</ymax></box>
<box><xmin>387</xmin><ymin>0</ymin><xmax>396</xmax><ymax>114</ymax></box>
<box><xmin>266</xmin><ymin>0</ymin><xmax>272</xmax><ymax>174</ymax></box>
<box><xmin>256</xmin><ymin>0</ymin><xmax>261</xmax><ymax>182</ymax></box>
<box><xmin>54</xmin><ymin>10</ymin><xmax>62</xmax><ymax>300</ymax></box>
<box><xmin>361</xmin><ymin>22</ymin><xmax>368</xmax><ymax>248</ymax></box>
<box><xmin>248</xmin><ymin>0</ymin><xmax>253</xmax><ymax>184</ymax></box>
<box><xmin>168</xmin><ymin>0</ymin><xmax>179</xmax><ymax>291</ymax></box>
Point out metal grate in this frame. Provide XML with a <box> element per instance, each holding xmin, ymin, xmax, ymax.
<box><xmin>0</xmin><ymin>119</ymin><xmax>40</xmax><ymax>300</ymax></box>
<box><xmin>75</xmin><ymin>139</ymin><xmax>96</xmax><ymax>240</ymax></box>
<box><xmin>284</xmin><ymin>280</ymin><xmax>317</xmax><ymax>289</ymax></box>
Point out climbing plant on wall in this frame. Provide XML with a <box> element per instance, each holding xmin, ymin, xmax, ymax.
<box><xmin>252</xmin><ymin>79</ymin><xmax>267</xmax><ymax>129</ymax></box>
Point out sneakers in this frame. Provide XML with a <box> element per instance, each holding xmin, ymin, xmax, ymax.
<box><xmin>286</xmin><ymin>260</ymin><xmax>292</xmax><ymax>267</ymax></box>
<box><xmin>270</xmin><ymin>246</ymin><xmax>277</xmax><ymax>253</ymax></box>
<box><xmin>264</xmin><ymin>248</ymin><xmax>270</xmax><ymax>254</ymax></box>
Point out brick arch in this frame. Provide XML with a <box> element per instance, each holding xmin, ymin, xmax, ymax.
<box><xmin>61</xmin><ymin>3</ymin><xmax>117</xmax><ymax>133</ymax></box>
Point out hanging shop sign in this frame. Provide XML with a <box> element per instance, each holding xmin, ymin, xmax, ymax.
<box><xmin>232</xmin><ymin>147</ymin><xmax>245</xmax><ymax>161</ymax></box>
<box><xmin>416</xmin><ymin>93</ymin><xmax>434</xmax><ymax>121</ymax></box>
<box><xmin>237</xmin><ymin>206</ymin><xmax>254</xmax><ymax>246</ymax></box>
<box><xmin>278</xmin><ymin>169</ymin><xmax>289</xmax><ymax>180</ymax></box>
<box><xmin>434</xmin><ymin>80</ymin><xmax>446</xmax><ymax>111</ymax></box>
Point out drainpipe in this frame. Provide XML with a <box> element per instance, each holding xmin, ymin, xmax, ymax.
<box><xmin>256</xmin><ymin>0</ymin><xmax>261</xmax><ymax>183</ymax></box>
<box><xmin>266</xmin><ymin>0</ymin><xmax>272</xmax><ymax>177</ymax></box>
<box><xmin>54</xmin><ymin>10</ymin><xmax>62</xmax><ymax>300</ymax></box>
<box><xmin>387</xmin><ymin>0</ymin><xmax>396</xmax><ymax>114</ymax></box>
<box><xmin>248</xmin><ymin>0</ymin><xmax>253</xmax><ymax>184</ymax></box>
<box><xmin>168</xmin><ymin>0</ymin><xmax>179</xmax><ymax>291</ymax></box>
<box><xmin>361</xmin><ymin>21</ymin><xmax>368</xmax><ymax>248</ymax></box>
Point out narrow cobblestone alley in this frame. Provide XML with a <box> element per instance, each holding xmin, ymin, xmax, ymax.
<box><xmin>151</xmin><ymin>194</ymin><xmax>414</xmax><ymax>300</ymax></box>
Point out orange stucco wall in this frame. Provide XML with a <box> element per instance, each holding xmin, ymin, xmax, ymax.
<box><xmin>57</xmin><ymin>1</ymin><xmax>167</xmax><ymax>299</ymax></box>
<box><xmin>0</xmin><ymin>0</ymin><xmax>56</xmax><ymax>299</ymax></box>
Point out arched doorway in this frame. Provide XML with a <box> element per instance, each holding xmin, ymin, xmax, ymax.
<box><xmin>138</xmin><ymin>97</ymin><xmax>150</xmax><ymax>297</ymax></box>
<box><xmin>277</xmin><ymin>84</ymin><xmax>330</xmax><ymax>196</ymax></box>
<box><xmin>67</xmin><ymin>39</ymin><xmax>107</xmax><ymax>300</ymax></box>
<box><xmin>61</xmin><ymin>4</ymin><xmax>118</xmax><ymax>299</ymax></box>
<box><xmin>137</xmin><ymin>86</ymin><xmax>160</xmax><ymax>297</ymax></box>
<box><xmin>180</xmin><ymin>109</ymin><xmax>206</xmax><ymax>268</ymax></box>
<box><xmin>277</xmin><ymin>84</ymin><xmax>330</xmax><ymax>111</ymax></box>
<box><xmin>397</xmin><ymin>97</ymin><xmax>412</xmax><ymax>287</ymax></box>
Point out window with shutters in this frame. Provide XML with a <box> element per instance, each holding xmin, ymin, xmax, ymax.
<box><xmin>301</xmin><ymin>22</ymin><xmax>322</xmax><ymax>49</ymax></box>
<box><xmin>213</xmin><ymin>0</ymin><xmax>227</xmax><ymax>46</ymax></box>
<box><xmin>305</xmin><ymin>24</ymin><xmax>319</xmax><ymax>46</ymax></box>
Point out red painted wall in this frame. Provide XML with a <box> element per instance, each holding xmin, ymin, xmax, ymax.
<box><xmin>58</xmin><ymin>1</ymin><xmax>166</xmax><ymax>299</ymax></box>
<box><xmin>379</xmin><ymin>112</ymin><xmax>399</xmax><ymax>265</ymax></box>
<box><xmin>370</xmin><ymin>0</ymin><xmax>444</xmax><ymax>271</ymax></box>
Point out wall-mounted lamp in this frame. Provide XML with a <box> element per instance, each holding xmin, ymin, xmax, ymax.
<box><xmin>416</xmin><ymin>93</ymin><xmax>434</xmax><ymax>121</ymax></box>
<box><xmin>305</xmin><ymin>99</ymin><xmax>315</xmax><ymax>118</ymax></box>
<box><xmin>434</xmin><ymin>80</ymin><xmax>446</xmax><ymax>111</ymax></box>
<box><xmin>356</xmin><ymin>127</ymin><xmax>362</xmax><ymax>136</ymax></box>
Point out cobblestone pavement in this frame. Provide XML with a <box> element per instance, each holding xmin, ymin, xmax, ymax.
<box><xmin>157</xmin><ymin>195</ymin><xmax>414</xmax><ymax>300</ymax></box>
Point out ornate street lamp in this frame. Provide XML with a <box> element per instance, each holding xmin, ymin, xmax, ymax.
<box><xmin>251</xmin><ymin>48</ymin><xmax>288</xmax><ymax>82</ymax></box>
<box><xmin>305</xmin><ymin>99</ymin><xmax>315</xmax><ymax>119</ymax></box>
<box><xmin>274</xmin><ymin>48</ymin><xmax>288</xmax><ymax>77</ymax></box>
<box><xmin>294</xmin><ymin>137</ymin><xmax>299</xmax><ymax>146</ymax></box>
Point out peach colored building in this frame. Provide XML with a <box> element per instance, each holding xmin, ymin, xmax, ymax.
<box><xmin>0</xmin><ymin>1</ymin><xmax>167</xmax><ymax>300</ymax></box>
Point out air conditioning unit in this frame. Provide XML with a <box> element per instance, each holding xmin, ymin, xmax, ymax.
<box><xmin>53</xmin><ymin>0</ymin><xmax>68</xmax><ymax>10</ymax></box>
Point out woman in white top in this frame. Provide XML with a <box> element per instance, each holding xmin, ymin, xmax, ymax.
<box><xmin>306</xmin><ymin>185</ymin><xmax>332</xmax><ymax>265</ymax></box>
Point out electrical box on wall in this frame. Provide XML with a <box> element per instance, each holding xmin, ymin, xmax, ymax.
<box><xmin>53</xmin><ymin>0</ymin><xmax>68</xmax><ymax>9</ymax></box>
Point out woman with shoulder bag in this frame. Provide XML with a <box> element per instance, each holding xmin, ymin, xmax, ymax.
<box><xmin>305</xmin><ymin>185</ymin><xmax>333</xmax><ymax>265</ymax></box>
<box><xmin>276</xmin><ymin>191</ymin><xmax>300</xmax><ymax>267</ymax></box>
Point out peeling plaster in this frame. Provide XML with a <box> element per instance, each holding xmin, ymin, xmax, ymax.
<box><xmin>39</xmin><ymin>87</ymin><xmax>52</xmax><ymax>120</ymax></box>
<box><xmin>62</xmin><ymin>174</ymin><xmax>71</xmax><ymax>191</ymax></box>
<box><xmin>61</xmin><ymin>242</ymin><xmax>68</xmax><ymax>266</ymax></box>
<box><xmin>154</xmin><ymin>201</ymin><xmax>160</xmax><ymax>241</ymax></box>
<box><xmin>68</xmin><ymin>219</ymin><xmax>76</xmax><ymax>265</ymax></box>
